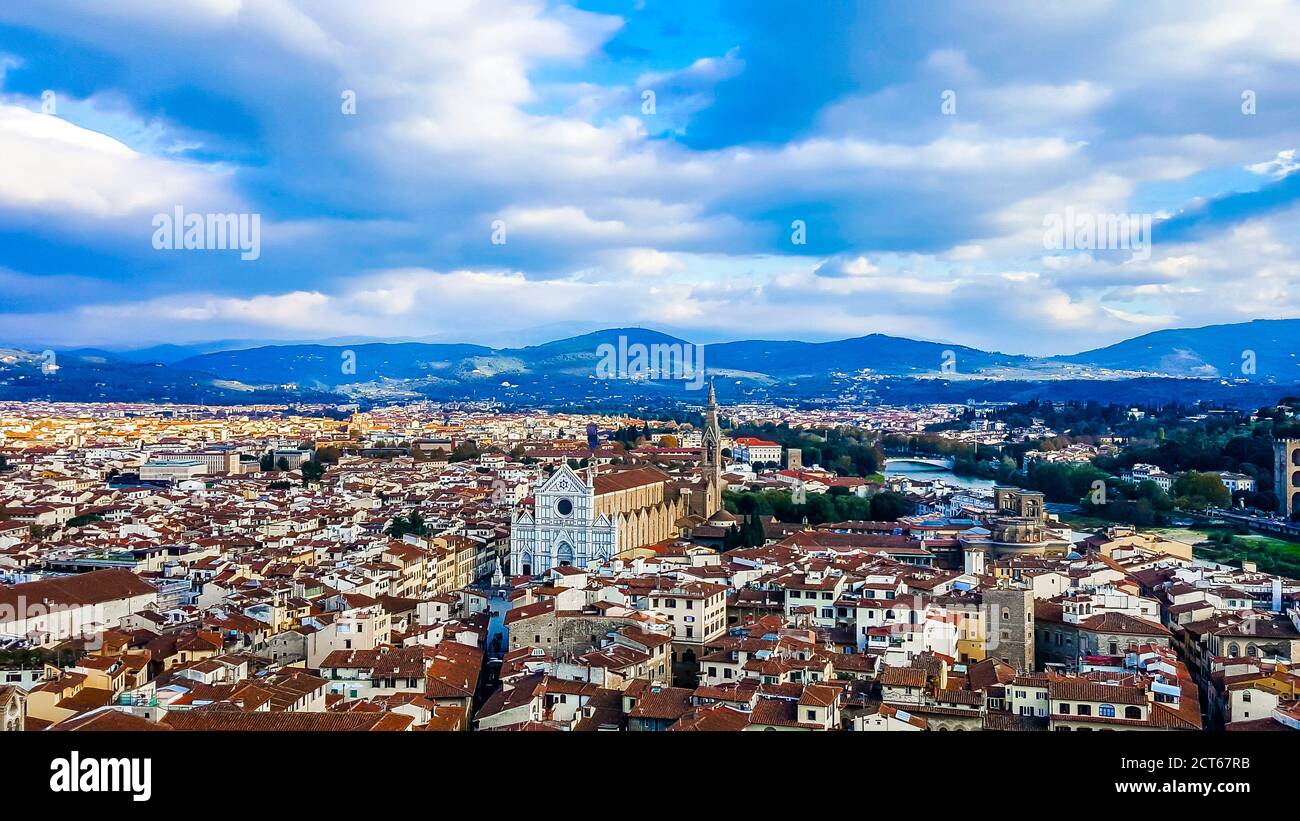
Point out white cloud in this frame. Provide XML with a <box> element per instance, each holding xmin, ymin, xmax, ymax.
<box><xmin>0</xmin><ymin>104</ymin><xmax>239</xmax><ymax>220</ymax></box>
<box><xmin>1246</xmin><ymin>149</ymin><xmax>1299</xmax><ymax>179</ymax></box>
<box><xmin>2</xmin><ymin>0</ymin><xmax>1300</xmax><ymax>356</ymax></box>
<box><xmin>617</xmin><ymin>248</ymin><xmax>686</xmax><ymax>277</ymax></box>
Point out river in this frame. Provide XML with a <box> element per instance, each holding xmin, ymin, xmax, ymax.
<box><xmin>883</xmin><ymin>460</ymin><xmax>998</xmax><ymax>491</ymax></box>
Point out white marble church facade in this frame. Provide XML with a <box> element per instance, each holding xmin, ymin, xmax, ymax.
<box><xmin>509</xmin><ymin>464</ymin><xmax>616</xmax><ymax>576</ymax></box>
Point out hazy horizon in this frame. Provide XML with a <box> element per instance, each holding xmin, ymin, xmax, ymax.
<box><xmin>6</xmin><ymin>315</ymin><xmax>1298</xmax><ymax>361</ymax></box>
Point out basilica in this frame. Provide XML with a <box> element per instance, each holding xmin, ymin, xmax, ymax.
<box><xmin>509</xmin><ymin>382</ymin><xmax>725</xmax><ymax>576</ymax></box>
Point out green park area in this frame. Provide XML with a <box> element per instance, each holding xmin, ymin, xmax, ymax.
<box><xmin>1060</xmin><ymin>513</ymin><xmax>1300</xmax><ymax>579</ymax></box>
<box><xmin>1177</xmin><ymin>529</ymin><xmax>1300</xmax><ymax>579</ymax></box>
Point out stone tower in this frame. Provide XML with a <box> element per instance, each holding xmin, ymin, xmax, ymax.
<box><xmin>1275</xmin><ymin>439</ymin><xmax>1300</xmax><ymax>519</ymax></box>
<box><xmin>985</xmin><ymin>586</ymin><xmax>1035</xmax><ymax>674</ymax></box>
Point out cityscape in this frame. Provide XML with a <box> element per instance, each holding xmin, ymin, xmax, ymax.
<box><xmin>1</xmin><ymin>0</ymin><xmax>1298</xmax><ymax>801</ymax></box>
<box><xmin>2</xmin><ymin>388</ymin><xmax>1299</xmax><ymax>738</ymax></box>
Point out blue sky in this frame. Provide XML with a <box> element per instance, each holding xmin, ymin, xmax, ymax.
<box><xmin>0</xmin><ymin>0</ymin><xmax>1298</xmax><ymax>355</ymax></box>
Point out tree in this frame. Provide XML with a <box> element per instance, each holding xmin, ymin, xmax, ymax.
<box><xmin>450</xmin><ymin>441</ymin><xmax>481</xmax><ymax>462</ymax></box>
<box><xmin>722</xmin><ymin>524</ymin><xmax>743</xmax><ymax>551</ymax></box>
<box><xmin>868</xmin><ymin>492</ymin><xmax>915</xmax><ymax>521</ymax></box>
<box><xmin>386</xmin><ymin>511</ymin><xmax>429</xmax><ymax>539</ymax></box>
<box><xmin>277</xmin><ymin>457</ymin><xmax>291</xmax><ymax>472</ymax></box>
<box><xmin>1172</xmin><ymin>471</ymin><xmax>1230</xmax><ymax>511</ymax></box>
<box><xmin>735</xmin><ymin>493</ymin><xmax>758</xmax><ymax>515</ymax></box>
<box><xmin>407</xmin><ymin>511</ymin><xmax>427</xmax><ymax>535</ymax></box>
<box><xmin>301</xmin><ymin>459</ymin><xmax>326</xmax><ymax>485</ymax></box>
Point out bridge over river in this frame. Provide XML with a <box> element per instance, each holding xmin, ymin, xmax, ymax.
<box><xmin>883</xmin><ymin>455</ymin><xmax>957</xmax><ymax>470</ymax></box>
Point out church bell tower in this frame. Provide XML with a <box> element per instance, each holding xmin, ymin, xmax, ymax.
<box><xmin>702</xmin><ymin>379</ymin><xmax>723</xmax><ymax>513</ymax></box>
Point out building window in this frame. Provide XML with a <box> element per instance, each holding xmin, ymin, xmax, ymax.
<box><xmin>1058</xmin><ymin>703</ymin><xmax>1070</xmax><ymax>715</ymax></box>
<box><xmin>1124</xmin><ymin>706</ymin><xmax>1142</xmax><ymax>720</ymax></box>
<box><xmin>1099</xmin><ymin>704</ymin><xmax>1115</xmax><ymax>718</ymax></box>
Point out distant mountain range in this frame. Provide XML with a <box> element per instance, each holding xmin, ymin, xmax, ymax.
<box><xmin>1053</xmin><ymin>318</ymin><xmax>1300</xmax><ymax>377</ymax></box>
<box><xmin>3</xmin><ymin>318</ymin><xmax>1299</xmax><ymax>406</ymax></box>
<box><xmin>158</xmin><ymin>328</ymin><xmax>1031</xmax><ymax>386</ymax></box>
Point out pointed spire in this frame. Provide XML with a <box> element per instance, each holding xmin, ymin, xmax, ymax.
<box><xmin>707</xmin><ymin>377</ymin><xmax>717</xmax><ymax>408</ymax></box>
